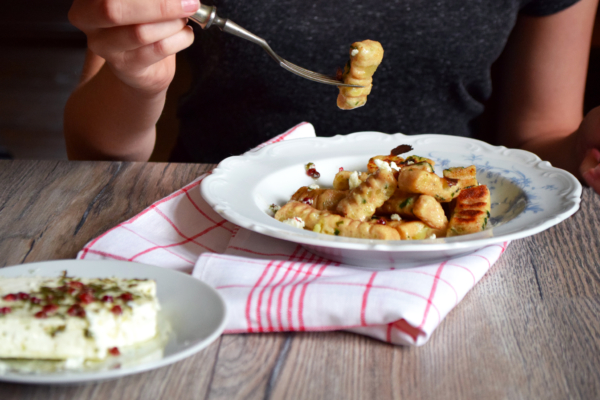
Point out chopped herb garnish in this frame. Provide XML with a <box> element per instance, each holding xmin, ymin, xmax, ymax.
<box><xmin>49</xmin><ymin>325</ymin><xmax>66</xmax><ymax>337</ymax></box>
<box><xmin>399</xmin><ymin>198</ymin><xmax>413</xmax><ymax>209</ymax></box>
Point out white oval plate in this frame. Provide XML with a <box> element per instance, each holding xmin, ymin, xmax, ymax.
<box><xmin>0</xmin><ymin>260</ymin><xmax>227</xmax><ymax>384</ymax></box>
<box><xmin>201</xmin><ymin>132</ymin><xmax>582</xmax><ymax>267</ymax></box>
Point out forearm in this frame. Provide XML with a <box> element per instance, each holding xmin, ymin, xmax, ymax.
<box><xmin>490</xmin><ymin>0</ymin><xmax>597</xmax><ymax>182</ymax></box>
<box><xmin>515</xmin><ymin>129</ymin><xmax>581</xmax><ymax>179</ymax></box>
<box><xmin>64</xmin><ymin>63</ymin><xmax>165</xmax><ymax>161</ymax></box>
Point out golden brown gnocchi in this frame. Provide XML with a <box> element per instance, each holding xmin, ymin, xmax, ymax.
<box><xmin>272</xmin><ymin>149</ymin><xmax>490</xmax><ymax>241</ymax></box>
<box><xmin>275</xmin><ymin>201</ymin><xmax>400</xmax><ymax>240</ymax></box>
<box><xmin>337</xmin><ymin>40</ymin><xmax>384</xmax><ymax>110</ymax></box>
<box><xmin>336</xmin><ymin>168</ymin><xmax>397</xmax><ymax>221</ymax></box>
<box><xmin>291</xmin><ymin>186</ymin><xmax>347</xmax><ymax>212</ymax></box>
<box><xmin>447</xmin><ymin>185</ymin><xmax>491</xmax><ymax>236</ymax></box>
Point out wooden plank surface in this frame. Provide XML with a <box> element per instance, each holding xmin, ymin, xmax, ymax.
<box><xmin>0</xmin><ymin>160</ymin><xmax>599</xmax><ymax>400</ymax></box>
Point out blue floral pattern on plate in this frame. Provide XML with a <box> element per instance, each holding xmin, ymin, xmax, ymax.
<box><xmin>426</xmin><ymin>151</ymin><xmax>552</xmax><ymax>227</ymax></box>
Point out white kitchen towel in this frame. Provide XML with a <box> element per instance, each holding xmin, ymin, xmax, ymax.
<box><xmin>78</xmin><ymin>122</ymin><xmax>508</xmax><ymax>346</ymax></box>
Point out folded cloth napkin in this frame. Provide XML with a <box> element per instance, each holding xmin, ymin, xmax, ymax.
<box><xmin>78</xmin><ymin>122</ymin><xmax>508</xmax><ymax>346</ymax></box>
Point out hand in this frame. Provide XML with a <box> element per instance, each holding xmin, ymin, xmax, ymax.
<box><xmin>576</xmin><ymin>107</ymin><xmax>600</xmax><ymax>194</ymax></box>
<box><xmin>68</xmin><ymin>0</ymin><xmax>200</xmax><ymax>95</ymax></box>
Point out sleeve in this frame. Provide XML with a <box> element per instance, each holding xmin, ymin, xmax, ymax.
<box><xmin>520</xmin><ymin>0</ymin><xmax>581</xmax><ymax>16</ymax></box>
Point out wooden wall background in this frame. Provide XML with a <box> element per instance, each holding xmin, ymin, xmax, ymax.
<box><xmin>0</xmin><ymin>2</ymin><xmax>598</xmax><ymax>161</ymax></box>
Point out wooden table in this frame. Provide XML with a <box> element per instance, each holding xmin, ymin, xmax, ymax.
<box><xmin>1</xmin><ymin>160</ymin><xmax>599</xmax><ymax>400</ymax></box>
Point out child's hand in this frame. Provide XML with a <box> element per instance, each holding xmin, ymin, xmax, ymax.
<box><xmin>68</xmin><ymin>0</ymin><xmax>199</xmax><ymax>94</ymax></box>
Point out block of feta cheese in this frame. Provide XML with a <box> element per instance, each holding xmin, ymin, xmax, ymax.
<box><xmin>0</xmin><ymin>275</ymin><xmax>159</xmax><ymax>361</ymax></box>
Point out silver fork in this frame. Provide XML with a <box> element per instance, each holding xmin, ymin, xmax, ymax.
<box><xmin>189</xmin><ymin>5</ymin><xmax>361</xmax><ymax>87</ymax></box>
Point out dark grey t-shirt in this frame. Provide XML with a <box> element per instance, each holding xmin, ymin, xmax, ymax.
<box><xmin>175</xmin><ymin>0</ymin><xmax>579</xmax><ymax>163</ymax></box>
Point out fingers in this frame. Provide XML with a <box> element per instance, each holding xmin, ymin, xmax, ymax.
<box><xmin>580</xmin><ymin>148</ymin><xmax>600</xmax><ymax>194</ymax></box>
<box><xmin>580</xmin><ymin>148</ymin><xmax>600</xmax><ymax>175</ymax></box>
<box><xmin>88</xmin><ymin>18</ymin><xmax>188</xmax><ymax>56</ymax></box>
<box><xmin>582</xmin><ymin>165</ymin><xmax>600</xmax><ymax>194</ymax></box>
<box><xmin>69</xmin><ymin>0</ymin><xmax>199</xmax><ymax>30</ymax></box>
<box><xmin>114</xmin><ymin>25</ymin><xmax>194</xmax><ymax>74</ymax></box>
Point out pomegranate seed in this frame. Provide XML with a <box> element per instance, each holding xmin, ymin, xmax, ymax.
<box><xmin>111</xmin><ymin>305</ymin><xmax>122</xmax><ymax>315</ymax></box>
<box><xmin>67</xmin><ymin>304</ymin><xmax>86</xmax><ymax>318</ymax></box>
<box><xmin>306</xmin><ymin>168</ymin><xmax>320</xmax><ymax>179</ymax></box>
<box><xmin>108</xmin><ymin>347</ymin><xmax>120</xmax><ymax>356</ymax></box>
<box><xmin>101</xmin><ymin>295</ymin><xmax>114</xmax><ymax>303</ymax></box>
<box><xmin>119</xmin><ymin>293</ymin><xmax>133</xmax><ymax>302</ymax></box>
<box><xmin>301</xmin><ymin>197</ymin><xmax>314</xmax><ymax>206</ymax></box>
<box><xmin>2</xmin><ymin>294</ymin><xmax>16</xmax><ymax>301</ymax></box>
<box><xmin>376</xmin><ymin>219</ymin><xmax>386</xmax><ymax>225</ymax></box>
<box><xmin>30</xmin><ymin>297</ymin><xmax>41</xmax><ymax>304</ymax></box>
<box><xmin>339</xmin><ymin>167</ymin><xmax>344</xmax><ymax>172</ymax></box>
<box><xmin>17</xmin><ymin>292</ymin><xmax>30</xmax><ymax>300</ymax></box>
<box><xmin>0</xmin><ymin>307</ymin><xmax>11</xmax><ymax>315</ymax></box>
<box><xmin>42</xmin><ymin>304</ymin><xmax>59</xmax><ymax>313</ymax></box>
<box><xmin>78</xmin><ymin>292</ymin><xmax>94</xmax><ymax>304</ymax></box>
<box><xmin>66</xmin><ymin>287</ymin><xmax>76</xmax><ymax>294</ymax></box>
<box><xmin>35</xmin><ymin>311</ymin><xmax>48</xmax><ymax>319</ymax></box>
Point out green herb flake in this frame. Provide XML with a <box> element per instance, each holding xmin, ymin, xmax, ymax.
<box><xmin>399</xmin><ymin>197</ymin><xmax>413</xmax><ymax>209</ymax></box>
<box><xmin>50</xmin><ymin>325</ymin><xmax>66</xmax><ymax>337</ymax></box>
<box><xmin>334</xmin><ymin>229</ymin><xmax>340</xmax><ymax>236</ymax></box>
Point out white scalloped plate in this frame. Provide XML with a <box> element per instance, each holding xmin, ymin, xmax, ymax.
<box><xmin>201</xmin><ymin>132</ymin><xmax>581</xmax><ymax>267</ymax></box>
<box><xmin>0</xmin><ymin>260</ymin><xmax>227</xmax><ymax>384</ymax></box>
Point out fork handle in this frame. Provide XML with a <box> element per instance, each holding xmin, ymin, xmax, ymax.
<box><xmin>189</xmin><ymin>5</ymin><xmax>282</xmax><ymax>63</ymax></box>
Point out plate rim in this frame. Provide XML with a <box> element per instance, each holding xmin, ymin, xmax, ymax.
<box><xmin>0</xmin><ymin>259</ymin><xmax>228</xmax><ymax>385</ymax></box>
<box><xmin>201</xmin><ymin>131</ymin><xmax>582</xmax><ymax>252</ymax></box>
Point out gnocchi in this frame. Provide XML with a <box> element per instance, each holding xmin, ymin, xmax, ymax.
<box><xmin>273</xmin><ymin>149</ymin><xmax>491</xmax><ymax>241</ymax></box>
<box><xmin>337</xmin><ymin>40</ymin><xmax>384</xmax><ymax>110</ymax></box>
